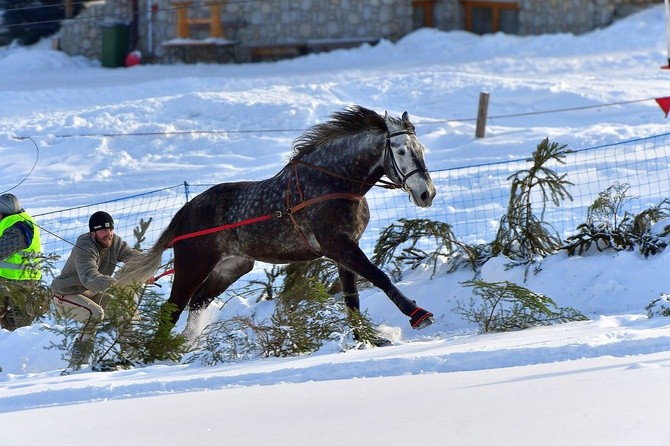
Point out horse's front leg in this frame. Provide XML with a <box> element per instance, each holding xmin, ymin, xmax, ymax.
<box><xmin>338</xmin><ymin>264</ymin><xmax>396</xmax><ymax>345</ymax></box>
<box><xmin>329</xmin><ymin>241</ymin><xmax>434</xmax><ymax>329</ymax></box>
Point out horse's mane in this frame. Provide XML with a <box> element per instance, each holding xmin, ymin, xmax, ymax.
<box><xmin>291</xmin><ymin>105</ymin><xmax>391</xmax><ymax>159</ymax></box>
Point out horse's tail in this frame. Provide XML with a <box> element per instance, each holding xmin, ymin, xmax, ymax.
<box><xmin>115</xmin><ymin>208</ymin><xmax>184</xmax><ymax>287</ymax></box>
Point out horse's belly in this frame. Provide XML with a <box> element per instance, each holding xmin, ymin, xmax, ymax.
<box><xmin>234</xmin><ymin>220</ymin><xmax>324</xmax><ymax>264</ymax></box>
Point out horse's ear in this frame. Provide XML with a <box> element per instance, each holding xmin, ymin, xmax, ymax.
<box><xmin>402</xmin><ymin>112</ymin><xmax>415</xmax><ymax>132</ymax></box>
<box><xmin>384</xmin><ymin>111</ymin><xmax>389</xmax><ymax>119</ymax></box>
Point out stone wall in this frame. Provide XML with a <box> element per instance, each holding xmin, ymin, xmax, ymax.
<box><xmin>59</xmin><ymin>0</ymin><xmax>134</xmax><ymax>61</ymax></box>
<box><xmin>518</xmin><ymin>0</ymin><xmax>657</xmax><ymax>35</ymax></box>
<box><xmin>151</xmin><ymin>0</ymin><xmax>414</xmax><ymax>63</ymax></box>
<box><xmin>58</xmin><ymin>0</ymin><xmax>661</xmax><ymax>65</ymax></box>
<box><xmin>430</xmin><ymin>0</ymin><xmax>659</xmax><ymax>35</ymax></box>
<box><xmin>236</xmin><ymin>0</ymin><xmax>411</xmax><ymax>42</ymax></box>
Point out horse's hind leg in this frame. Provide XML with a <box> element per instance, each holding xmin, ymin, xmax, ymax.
<box><xmin>338</xmin><ymin>264</ymin><xmax>359</xmax><ymax>312</ymax></box>
<box><xmin>165</xmin><ymin>252</ymin><xmax>219</xmax><ymax>326</ymax></box>
<box><xmin>183</xmin><ymin>257</ymin><xmax>255</xmax><ymax>338</ymax></box>
<box><xmin>150</xmin><ymin>250</ymin><xmax>220</xmax><ymax>358</ymax></box>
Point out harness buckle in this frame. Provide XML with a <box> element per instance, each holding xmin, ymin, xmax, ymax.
<box><xmin>274</xmin><ymin>208</ymin><xmax>295</xmax><ymax>218</ymax></box>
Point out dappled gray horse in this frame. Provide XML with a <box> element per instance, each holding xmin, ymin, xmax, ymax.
<box><xmin>116</xmin><ymin>105</ymin><xmax>437</xmax><ymax>336</ymax></box>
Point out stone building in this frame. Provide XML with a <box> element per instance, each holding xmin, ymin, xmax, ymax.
<box><xmin>57</xmin><ymin>0</ymin><xmax>660</xmax><ymax>66</ymax></box>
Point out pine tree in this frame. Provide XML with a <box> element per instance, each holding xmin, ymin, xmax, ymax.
<box><xmin>492</xmin><ymin>138</ymin><xmax>573</xmax><ymax>260</ymax></box>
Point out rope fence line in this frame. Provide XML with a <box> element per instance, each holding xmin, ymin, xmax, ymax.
<box><xmin>11</xmin><ymin>95</ymin><xmax>665</xmax><ymax>141</ymax></box>
<box><xmin>31</xmin><ymin>131</ymin><xmax>670</xmax><ymax>294</ymax></box>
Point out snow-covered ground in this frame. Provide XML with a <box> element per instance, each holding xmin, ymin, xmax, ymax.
<box><xmin>2</xmin><ymin>5</ymin><xmax>670</xmax><ymax>445</ymax></box>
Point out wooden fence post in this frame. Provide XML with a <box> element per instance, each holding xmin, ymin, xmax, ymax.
<box><xmin>476</xmin><ymin>91</ymin><xmax>490</xmax><ymax>138</ymax></box>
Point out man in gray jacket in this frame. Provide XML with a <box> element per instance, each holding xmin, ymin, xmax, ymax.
<box><xmin>52</xmin><ymin>211</ymin><xmax>143</xmax><ymax>370</ymax></box>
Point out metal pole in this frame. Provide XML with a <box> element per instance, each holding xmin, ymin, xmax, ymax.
<box><xmin>131</xmin><ymin>0</ymin><xmax>139</xmax><ymax>50</ymax></box>
<box><xmin>664</xmin><ymin>0</ymin><xmax>670</xmax><ymax>67</ymax></box>
<box><xmin>147</xmin><ymin>1</ymin><xmax>154</xmax><ymax>59</ymax></box>
<box><xmin>184</xmin><ymin>181</ymin><xmax>191</xmax><ymax>202</ymax></box>
<box><xmin>64</xmin><ymin>0</ymin><xmax>73</xmax><ymax>18</ymax></box>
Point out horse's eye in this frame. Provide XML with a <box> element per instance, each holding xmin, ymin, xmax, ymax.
<box><xmin>397</xmin><ymin>148</ymin><xmax>407</xmax><ymax>156</ymax></box>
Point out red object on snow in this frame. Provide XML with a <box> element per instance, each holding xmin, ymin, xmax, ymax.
<box><xmin>655</xmin><ymin>97</ymin><xmax>670</xmax><ymax>117</ymax></box>
<box><xmin>125</xmin><ymin>50</ymin><xmax>142</xmax><ymax>67</ymax></box>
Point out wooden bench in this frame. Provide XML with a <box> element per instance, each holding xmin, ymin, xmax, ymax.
<box><xmin>172</xmin><ymin>1</ymin><xmax>226</xmax><ymax>38</ymax></box>
<box><xmin>170</xmin><ymin>1</ymin><xmax>245</xmax><ymax>39</ymax></box>
<box><xmin>162</xmin><ymin>37</ymin><xmax>239</xmax><ymax>63</ymax></box>
<box><xmin>248</xmin><ymin>43</ymin><xmax>309</xmax><ymax>62</ymax></box>
<box><xmin>165</xmin><ymin>1</ymin><xmax>244</xmax><ymax>63</ymax></box>
<box><xmin>305</xmin><ymin>37</ymin><xmax>380</xmax><ymax>54</ymax></box>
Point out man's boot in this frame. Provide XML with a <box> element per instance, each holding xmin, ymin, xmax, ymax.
<box><xmin>68</xmin><ymin>338</ymin><xmax>94</xmax><ymax>370</ymax></box>
<box><xmin>120</xmin><ymin>336</ymin><xmax>140</xmax><ymax>363</ymax></box>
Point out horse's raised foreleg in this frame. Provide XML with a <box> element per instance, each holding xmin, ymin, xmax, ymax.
<box><xmin>328</xmin><ymin>241</ymin><xmax>434</xmax><ymax>329</ymax></box>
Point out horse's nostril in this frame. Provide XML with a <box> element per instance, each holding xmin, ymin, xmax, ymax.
<box><xmin>421</xmin><ymin>191</ymin><xmax>429</xmax><ymax>202</ymax></box>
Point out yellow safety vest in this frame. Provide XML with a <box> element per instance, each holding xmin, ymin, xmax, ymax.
<box><xmin>0</xmin><ymin>212</ymin><xmax>42</xmax><ymax>280</ymax></box>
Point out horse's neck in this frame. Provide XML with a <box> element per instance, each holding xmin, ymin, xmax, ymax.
<box><xmin>300</xmin><ymin>133</ymin><xmax>385</xmax><ymax>191</ymax></box>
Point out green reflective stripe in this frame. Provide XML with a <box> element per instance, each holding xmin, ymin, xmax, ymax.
<box><xmin>0</xmin><ymin>259</ymin><xmax>41</xmax><ymax>280</ymax></box>
<box><xmin>0</xmin><ymin>269</ymin><xmax>36</xmax><ymax>280</ymax></box>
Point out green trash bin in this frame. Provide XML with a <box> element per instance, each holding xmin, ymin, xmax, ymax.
<box><xmin>100</xmin><ymin>22</ymin><xmax>130</xmax><ymax>68</ymax></box>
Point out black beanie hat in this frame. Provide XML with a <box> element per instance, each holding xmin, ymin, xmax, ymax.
<box><xmin>89</xmin><ymin>211</ymin><xmax>114</xmax><ymax>232</ymax></box>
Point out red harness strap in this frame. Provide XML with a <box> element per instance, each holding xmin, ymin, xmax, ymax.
<box><xmin>167</xmin><ymin>193</ymin><xmax>363</xmax><ymax>248</ymax></box>
<box><xmin>168</xmin><ymin>214</ymin><xmax>275</xmax><ymax>247</ymax></box>
<box><xmin>290</xmin><ymin>192</ymin><xmax>362</xmax><ymax>213</ymax></box>
<box><xmin>284</xmin><ymin>163</ymin><xmax>363</xmax><ymax>253</ymax></box>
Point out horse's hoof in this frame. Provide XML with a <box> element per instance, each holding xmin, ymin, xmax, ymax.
<box><xmin>91</xmin><ymin>358</ymin><xmax>135</xmax><ymax>372</ymax></box>
<box><xmin>370</xmin><ymin>336</ymin><xmax>394</xmax><ymax>347</ymax></box>
<box><xmin>410</xmin><ymin>307</ymin><xmax>434</xmax><ymax>329</ymax></box>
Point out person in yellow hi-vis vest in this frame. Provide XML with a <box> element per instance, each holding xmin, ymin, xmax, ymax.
<box><xmin>0</xmin><ymin>193</ymin><xmax>45</xmax><ymax>331</ymax></box>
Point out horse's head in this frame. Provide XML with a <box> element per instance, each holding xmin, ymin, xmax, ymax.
<box><xmin>383</xmin><ymin>111</ymin><xmax>436</xmax><ymax>208</ymax></box>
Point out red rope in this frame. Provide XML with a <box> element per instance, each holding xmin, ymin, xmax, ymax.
<box><xmin>153</xmin><ymin>268</ymin><xmax>175</xmax><ymax>280</ymax></box>
<box><xmin>167</xmin><ymin>214</ymin><xmax>274</xmax><ymax>247</ymax></box>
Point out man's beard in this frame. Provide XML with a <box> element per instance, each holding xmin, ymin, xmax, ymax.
<box><xmin>95</xmin><ymin>233</ymin><xmax>113</xmax><ymax>248</ymax></box>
